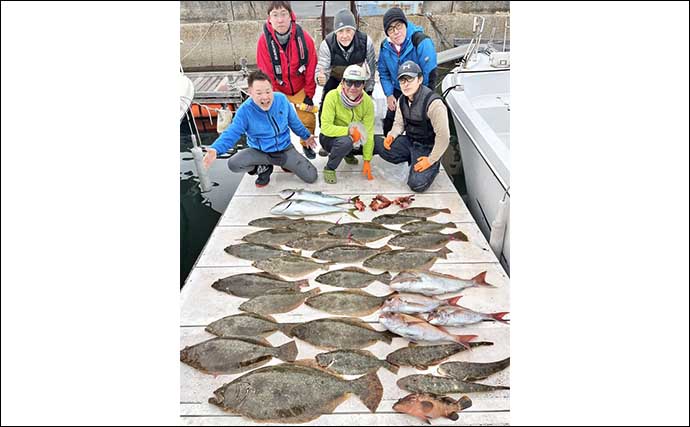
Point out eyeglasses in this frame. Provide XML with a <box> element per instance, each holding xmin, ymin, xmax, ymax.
<box><xmin>269</xmin><ymin>10</ymin><xmax>290</xmax><ymax>19</ymax></box>
<box><xmin>398</xmin><ymin>76</ymin><xmax>416</xmax><ymax>85</ymax></box>
<box><xmin>387</xmin><ymin>22</ymin><xmax>405</xmax><ymax>35</ymax></box>
<box><xmin>343</xmin><ymin>79</ymin><xmax>364</xmax><ymax>88</ymax></box>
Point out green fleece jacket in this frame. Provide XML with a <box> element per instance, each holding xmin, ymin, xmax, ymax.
<box><xmin>320</xmin><ymin>85</ymin><xmax>375</xmax><ymax>161</ymax></box>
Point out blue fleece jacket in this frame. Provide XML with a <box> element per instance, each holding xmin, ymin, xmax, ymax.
<box><xmin>377</xmin><ymin>22</ymin><xmax>438</xmax><ymax>96</ymax></box>
<box><xmin>210</xmin><ymin>92</ymin><xmax>311</xmax><ymax>154</ymax></box>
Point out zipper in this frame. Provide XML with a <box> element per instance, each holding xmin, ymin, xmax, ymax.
<box><xmin>285</xmin><ymin>39</ymin><xmax>295</xmax><ymax>94</ymax></box>
<box><xmin>267</xmin><ymin>111</ymin><xmax>281</xmax><ymax>152</ymax></box>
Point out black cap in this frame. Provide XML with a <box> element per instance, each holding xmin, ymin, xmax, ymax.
<box><xmin>383</xmin><ymin>8</ymin><xmax>407</xmax><ymax>35</ymax></box>
<box><xmin>397</xmin><ymin>60</ymin><xmax>422</xmax><ymax>79</ymax></box>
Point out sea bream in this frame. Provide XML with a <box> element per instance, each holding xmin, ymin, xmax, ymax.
<box><xmin>271</xmin><ymin>200</ymin><xmax>359</xmax><ymax>218</ymax></box>
<box><xmin>389</xmin><ymin>270</ymin><xmax>495</xmax><ymax>296</ymax></box>
<box><xmin>279</xmin><ymin>188</ymin><xmax>353</xmax><ymax>205</ymax></box>
<box><xmin>209</xmin><ymin>362</ymin><xmax>383</xmax><ymax>423</ymax></box>
<box><xmin>381</xmin><ymin>293</ymin><xmax>463</xmax><ymax>315</ymax></box>
<box><xmin>378</xmin><ymin>312</ymin><xmax>477</xmax><ymax>348</ymax></box>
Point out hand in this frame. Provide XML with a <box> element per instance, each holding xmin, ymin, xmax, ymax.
<box><xmin>305</xmin><ymin>135</ymin><xmax>317</xmax><ymax>149</ymax></box>
<box><xmin>317</xmin><ymin>71</ymin><xmax>327</xmax><ymax>86</ymax></box>
<box><xmin>383</xmin><ymin>135</ymin><xmax>394</xmax><ymax>150</ymax></box>
<box><xmin>362</xmin><ymin>160</ymin><xmax>374</xmax><ymax>180</ymax></box>
<box><xmin>386</xmin><ymin>95</ymin><xmax>397</xmax><ymax>111</ymax></box>
<box><xmin>303</xmin><ymin>96</ymin><xmax>313</xmax><ymax>106</ymax></box>
<box><xmin>413</xmin><ymin>156</ymin><xmax>433</xmax><ymax>172</ymax></box>
<box><xmin>202</xmin><ymin>148</ymin><xmax>217</xmax><ymax>169</ymax></box>
<box><xmin>349</xmin><ymin>126</ymin><xmax>361</xmax><ymax>143</ymax></box>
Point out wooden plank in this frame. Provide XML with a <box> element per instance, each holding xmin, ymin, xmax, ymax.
<box><xmin>180</xmin><ymin>411</ymin><xmax>510</xmax><ymax>426</ymax></box>
<box><xmin>181</xmin><ymin>263</ymin><xmax>509</xmax><ymax>326</ymax></box>
<box><xmin>219</xmin><ymin>193</ymin><xmax>475</xmax><ymax>225</ymax></box>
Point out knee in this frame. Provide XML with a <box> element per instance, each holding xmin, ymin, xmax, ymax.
<box><xmin>227</xmin><ymin>158</ymin><xmax>242</xmax><ymax>173</ymax></box>
<box><xmin>408</xmin><ymin>175</ymin><xmax>432</xmax><ymax>193</ymax></box>
<box><xmin>303</xmin><ymin>165</ymin><xmax>318</xmax><ymax>183</ymax></box>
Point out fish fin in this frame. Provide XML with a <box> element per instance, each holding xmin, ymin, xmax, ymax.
<box><xmin>445</xmin><ymin>295</ymin><xmax>463</xmax><ymax>306</ymax></box>
<box><xmin>400</xmin><ymin>313</ymin><xmax>427</xmax><ymax>324</ymax></box>
<box><xmin>448</xmin><ymin>332</ymin><xmax>479</xmax><ymax>350</ymax></box>
<box><xmin>276</xmin><ymin>322</ymin><xmax>300</xmax><ymax>337</ymax></box>
<box><xmin>350</xmin><ymin>372</ymin><xmax>384</xmax><ymax>412</ymax></box>
<box><xmin>436</xmin><ymin>247</ymin><xmax>452</xmax><ymax>259</ymax></box>
<box><xmin>445</xmin><ymin>222</ymin><xmax>457</xmax><ymax>228</ymax></box>
<box><xmin>471</xmin><ymin>271</ymin><xmax>495</xmax><ymax>287</ymax></box>
<box><xmin>491</xmin><ymin>311</ymin><xmax>510</xmax><ymax>324</ymax></box>
<box><xmin>457</xmin><ymin>395</ymin><xmax>473</xmax><ymax>411</ymax></box>
<box><xmin>414</xmin><ymin>364</ymin><xmax>429</xmax><ymax>370</ymax></box>
<box><xmin>450</xmin><ymin>230</ymin><xmax>469</xmax><ymax>242</ymax></box>
<box><xmin>276</xmin><ymin>340</ymin><xmax>298</xmax><ymax>362</ymax></box>
<box><xmin>377</xmin><ymin>271</ymin><xmax>393</xmax><ymax>284</ymax></box>
<box><xmin>295</xmin><ymin>279</ymin><xmax>310</xmax><ymax>288</ymax></box>
<box><xmin>440</xmin><ymin>208</ymin><xmax>451</xmax><ymax>214</ymax></box>
<box><xmin>447</xmin><ymin>412</ymin><xmax>460</xmax><ymax>421</ymax></box>
<box><xmin>380</xmin><ymin>330</ymin><xmax>397</xmax><ymax>344</ymax></box>
<box><xmin>423</xmin><ymin>416</ymin><xmax>432</xmax><ymax>425</ymax></box>
<box><xmin>305</xmin><ymin>288</ymin><xmax>321</xmax><ymax>297</ymax></box>
<box><xmin>382</xmin><ymin>360</ymin><xmax>400</xmax><ymax>374</ymax></box>
<box><xmin>420</xmin><ymin>401</ymin><xmax>434</xmax><ymax>413</ymax></box>
<box><xmin>292</xmin><ymin>358</ymin><xmax>325</xmax><ymax>369</ymax></box>
<box><xmin>379</xmin><ymin>245</ymin><xmax>393</xmax><ymax>252</ymax></box>
<box><xmin>408</xmin><ymin>342</ymin><xmax>418</xmax><ymax>347</ymax></box>
<box><xmin>347</xmin><ymin>209</ymin><xmax>359</xmax><ymax>219</ymax></box>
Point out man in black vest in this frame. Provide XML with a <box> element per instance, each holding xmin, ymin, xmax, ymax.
<box><xmin>374</xmin><ymin>61</ymin><xmax>450</xmax><ymax>193</ymax></box>
<box><xmin>315</xmin><ymin>9</ymin><xmax>376</xmax><ymax>131</ymax></box>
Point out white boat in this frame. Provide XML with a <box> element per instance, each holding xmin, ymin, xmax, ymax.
<box><xmin>179</xmin><ymin>73</ymin><xmax>195</xmax><ymax>123</ymax></box>
<box><xmin>441</xmin><ymin>24</ymin><xmax>510</xmax><ymax>273</ymax></box>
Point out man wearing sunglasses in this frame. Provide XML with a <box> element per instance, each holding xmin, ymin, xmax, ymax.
<box><xmin>374</xmin><ymin>61</ymin><xmax>449</xmax><ymax>193</ymax></box>
<box><xmin>318</xmin><ymin>64</ymin><xmax>375</xmax><ymax>184</ymax></box>
<box><xmin>377</xmin><ymin>7</ymin><xmax>438</xmax><ymax>138</ymax></box>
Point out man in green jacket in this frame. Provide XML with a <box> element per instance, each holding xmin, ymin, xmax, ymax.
<box><xmin>318</xmin><ymin>64</ymin><xmax>375</xmax><ymax>184</ymax></box>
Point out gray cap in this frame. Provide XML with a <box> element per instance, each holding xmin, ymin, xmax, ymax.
<box><xmin>397</xmin><ymin>60</ymin><xmax>422</xmax><ymax>79</ymax></box>
<box><xmin>334</xmin><ymin>9</ymin><xmax>356</xmax><ymax>32</ymax></box>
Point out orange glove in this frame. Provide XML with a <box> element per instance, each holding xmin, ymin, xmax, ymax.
<box><xmin>362</xmin><ymin>160</ymin><xmax>374</xmax><ymax>180</ymax></box>
<box><xmin>383</xmin><ymin>135</ymin><xmax>394</xmax><ymax>150</ymax></box>
<box><xmin>413</xmin><ymin>156</ymin><xmax>433</xmax><ymax>172</ymax></box>
<box><xmin>349</xmin><ymin>126</ymin><xmax>361</xmax><ymax>143</ymax></box>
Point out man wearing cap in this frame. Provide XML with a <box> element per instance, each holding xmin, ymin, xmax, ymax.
<box><xmin>319</xmin><ymin>64</ymin><xmax>375</xmax><ymax>184</ymax></box>
<box><xmin>378</xmin><ymin>7</ymin><xmax>438</xmax><ymax>137</ymax></box>
<box><xmin>257</xmin><ymin>1</ymin><xmax>319</xmax><ymax>159</ymax></box>
<box><xmin>374</xmin><ymin>61</ymin><xmax>449</xmax><ymax>193</ymax></box>
<box><xmin>315</xmin><ymin>8</ymin><xmax>376</xmax><ymax>127</ymax></box>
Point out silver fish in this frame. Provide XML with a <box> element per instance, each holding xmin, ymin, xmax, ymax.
<box><xmin>389</xmin><ymin>270</ymin><xmax>495</xmax><ymax>295</ymax></box>
<box><xmin>427</xmin><ymin>306</ymin><xmax>510</xmax><ymax>326</ymax></box>
<box><xmin>279</xmin><ymin>188</ymin><xmax>353</xmax><ymax>205</ymax></box>
<box><xmin>378</xmin><ymin>312</ymin><xmax>477</xmax><ymax>348</ymax></box>
<box><xmin>381</xmin><ymin>293</ymin><xmax>463</xmax><ymax>314</ymax></box>
<box><xmin>271</xmin><ymin>200</ymin><xmax>358</xmax><ymax>218</ymax></box>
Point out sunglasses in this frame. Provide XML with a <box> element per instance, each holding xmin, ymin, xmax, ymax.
<box><xmin>343</xmin><ymin>79</ymin><xmax>364</xmax><ymax>88</ymax></box>
<box><xmin>398</xmin><ymin>76</ymin><xmax>417</xmax><ymax>85</ymax></box>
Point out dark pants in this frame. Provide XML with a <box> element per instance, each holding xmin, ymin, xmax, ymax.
<box><xmin>319</xmin><ymin>134</ymin><xmax>356</xmax><ymax>170</ymax></box>
<box><xmin>374</xmin><ymin>135</ymin><xmax>440</xmax><ymax>193</ymax></box>
<box><xmin>227</xmin><ymin>145</ymin><xmax>318</xmax><ymax>183</ymax></box>
<box><xmin>382</xmin><ymin>89</ymin><xmax>403</xmax><ymax>137</ymax></box>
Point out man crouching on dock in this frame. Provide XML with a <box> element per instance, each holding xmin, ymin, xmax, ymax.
<box><xmin>203</xmin><ymin>70</ymin><xmax>318</xmax><ymax>187</ymax></box>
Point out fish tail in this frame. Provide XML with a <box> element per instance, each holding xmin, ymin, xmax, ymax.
<box><xmin>276</xmin><ymin>340</ymin><xmax>298</xmax><ymax>362</ymax></box>
<box><xmin>471</xmin><ymin>271</ymin><xmax>495</xmax><ymax>287</ymax></box>
<box><xmin>295</xmin><ymin>279</ymin><xmax>310</xmax><ymax>288</ymax></box>
<box><xmin>436</xmin><ymin>247</ymin><xmax>453</xmax><ymax>259</ymax></box>
<box><xmin>347</xmin><ymin>208</ymin><xmax>360</xmax><ymax>219</ymax></box>
<box><xmin>377</xmin><ymin>271</ymin><xmax>392</xmax><ymax>284</ymax></box>
<box><xmin>440</xmin><ymin>208</ymin><xmax>451</xmax><ymax>214</ymax></box>
<box><xmin>350</xmin><ymin>372</ymin><xmax>383</xmax><ymax>413</ymax></box>
<box><xmin>276</xmin><ymin>322</ymin><xmax>300</xmax><ymax>337</ymax></box>
<box><xmin>380</xmin><ymin>330</ymin><xmax>397</xmax><ymax>344</ymax></box>
<box><xmin>305</xmin><ymin>288</ymin><xmax>321</xmax><ymax>297</ymax></box>
<box><xmin>452</xmin><ymin>334</ymin><xmax>478</xmax><ymax>350</ymax></box>
<box><xmin>382</xmin><ymin>360</ymin><xmax>400</xmax><ymax>374</ymax></box>
<box><xmin>379</xmin><ymin>245</ymin><xmax>393</xmax><ymax>252</ymax></box>
<box><xmin>450</xmin><ymin>230</ymin><xmax>469</xmax><ymax>242</ymax></box>
<box><xmin>491</xmin><ymin>311</ymin><xmax>510</xmax><ymax>324</ymax></box>
<box><xmin>456</xmin><ymin>395</ymin><xmax>473</xmax><ymax>411</ymax></box>
<box><xmin>445</xmin><ymin>295</ymin><xmax>463</xmax><ymax>306</ymax></box>
<box><xmin>445</xmin><ymin>222</ymin><xmax>457</xmax><ymax>228</ymax></box>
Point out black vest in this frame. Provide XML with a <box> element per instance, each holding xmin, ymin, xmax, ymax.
<box><xmin>325</xmin><ymin>30</ymin><xmax>367</xmax><ymax>80</ymax></box>
<box><xmin>400</xmin><ymin>85</ymin><xmax>442</xmax><ymax>146</ymax></box>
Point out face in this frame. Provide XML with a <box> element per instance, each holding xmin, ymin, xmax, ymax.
<box><xmin>399</xmin><ymin>75</ymin><xmax>422</xmax><ymax>97</ymax></box>
<box><xmin>387</xmin><ymin>20</ymin><xmax>406</xmax><ymax>45</ymax></box>
<box><xmin>249</xmin><ymin>79</ymin><xmax>274</xmax><ymax>111</ymax></box>
<box><xmin>268</xmin><ymin>7</ymin><xmax>291</xmax><ymax>33</ymax></box>
<box><xmin>335</xmin><ymin>28</ymin><xmax>355</xmax><ymax>46</ymax></box>
<box><xmin>342</xmin><ymin>79</ymin><xmax>364</xmax><ymax>100</ymax></box>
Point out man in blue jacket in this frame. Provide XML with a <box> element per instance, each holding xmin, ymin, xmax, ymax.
<box><xmin>202</xmin><ymin>70</ymin><xmax>318</xmax><ymax>187</ymax></box>
<box><xmin>377</xmin><ymin>7</ymin><xmax>438</xmax><ymax>137</ymax></box>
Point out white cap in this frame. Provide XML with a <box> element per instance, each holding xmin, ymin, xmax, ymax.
<box><xmin>342</xmin><ymin>63</ymin><xmax>371</xmax><ymax>81</ymax></box>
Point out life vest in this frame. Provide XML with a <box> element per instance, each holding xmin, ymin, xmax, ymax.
<box><xmin>325</xmin><ymin>30</ymin><xmax>367</xmax><ymax>80</ymax></box>
<box><xmin>263</xmin><ymin>23</ymin><xmax>309</xmax><ymax>87</ymax></box>
<box><xmin>399</xmin><ymin>85</ymin><xmax>442</xmax><ymax>146</ymax></box>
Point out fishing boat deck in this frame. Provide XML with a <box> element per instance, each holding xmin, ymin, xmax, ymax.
<box><xmin>181</xmin><ymin>92</ymin><xmax>510</xmax><ymax>425</ymax></box>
